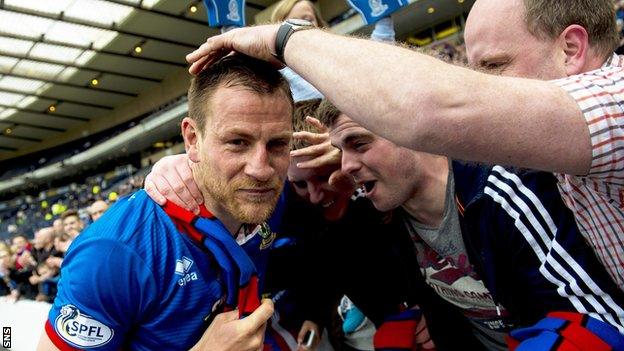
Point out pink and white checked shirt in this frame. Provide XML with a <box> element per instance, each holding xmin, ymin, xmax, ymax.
<box><xmin>553</xmin><ymin>54</ymin><xmax>624</xmax><ymax>290</ymax></box>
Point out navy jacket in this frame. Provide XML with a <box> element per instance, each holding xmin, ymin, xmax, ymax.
<box><xmin>453</xmin><ymin>161</ymin><xmax>624</xmax><ymax>333</ymax></box>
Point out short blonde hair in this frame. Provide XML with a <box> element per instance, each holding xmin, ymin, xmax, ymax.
<box><xmin>271</xmin><ymin>0</ymin><xmax>328</xmax><ymax>27</ymax></box>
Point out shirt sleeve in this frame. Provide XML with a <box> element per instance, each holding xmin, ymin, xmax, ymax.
<box><xmin>45</xmin><ymin>237</ymin><xmax>157</xmax><ymax>350</ymax></box>
<box><xmin>551</xmin><ymin>65</ymin><xmax>624</xmax><ymax>183</ymax></box>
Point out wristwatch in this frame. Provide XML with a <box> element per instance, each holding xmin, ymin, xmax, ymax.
<box><xmin>274</xmin><ymin>19</ymin><xmax>315</xmax><ymax>63</ymax></box>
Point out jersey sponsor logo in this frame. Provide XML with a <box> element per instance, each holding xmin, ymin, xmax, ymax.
<box><xmin>54</xmin><ymin>305</ymin><xmax>114</xmax><ymax>348</ymax></box>
<box><xmin>175</xmin><ymin>256</ymin><xmax>198</xmax><ymax>286</ymax></box>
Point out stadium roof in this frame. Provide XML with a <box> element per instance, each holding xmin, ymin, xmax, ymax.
<box><xmin>0</xmin><ymin>0</ymin><xmax>472</xmax><ymax>162</ymax></box>
<box><xmin>0</xmin><ymin>0</ymin><xmax>274</xmax><ymax>161</ymax></box>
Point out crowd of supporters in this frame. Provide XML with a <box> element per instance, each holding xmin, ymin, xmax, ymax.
<box><xmin>6</xmin><ymin>0</ymin><xmax>624</xmax><ymax>349</ymax></box>
<box><xmin>0</xmin><ymin>163</ymin><xmax>150</xmax><ymax>302</ymax></box>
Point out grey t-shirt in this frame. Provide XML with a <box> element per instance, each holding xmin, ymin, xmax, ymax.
<box><xmin>402</xmin><ymin>169</ymin><xmax>512</xmax><ymax>351</ymax></box>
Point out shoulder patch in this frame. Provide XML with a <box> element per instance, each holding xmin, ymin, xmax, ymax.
<box><xmin>54</xmin><ymin>305</ymin><xmax>114</xmax><ymax>348</ymax></box>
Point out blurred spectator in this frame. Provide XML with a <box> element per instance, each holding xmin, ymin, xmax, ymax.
<box><xmin>28</xmin><ymin>261</ymin><xmax>59</xmax><ymax>302</ymax></box>
<box><xmin>52</xmin><ymin>219</ymin><xmax>64</xmax><ymax>237</ymax></box>
<box><xmin>88</xmin><ymin>200</ymin><xmax>109</xmax><ymax>222</ymax></box>
<box><xmin>8</xmin><ymin>234</ymin><xmax>36</xmax><ymax>301</ymax></box>
<box><xmin>12</xmin><ymin>234</ymin><xmax>34</xmax><ymax>271</ymax></box>
<box><xmin>0</xmin><ymin>247</ymin><xmax>13</xmax><ymax>296</ymax></box>
<box><xmin>61</xmin><ymin>210</ymin><xmax>84</xmax><ymax>239</ymax></box>
<box><xmin>31</xmin><ymin>227</ymin><xmax>59</xmax><ymax>263</ymax></box>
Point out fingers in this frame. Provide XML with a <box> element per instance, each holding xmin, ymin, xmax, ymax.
<box><xmin>291</xmin><ymin>143</ymin><xmax>331</xmax><ymax>159</ymax></box>
<box><xmin>305</xmin><ymin>116</ymin><xmax>328</xmax><ymax>132</ymax></box>
<box><xmin>187</xmin><ymin>36</ymin><xmax>222</xmax><ymax>65</ymax></box>
<box><xmin>189</xmin><ymin>56</ymin><xmax>211</xmax><ymax>75</ymax></box>
<box><xmin>146</xmin><ymin>174</ymin><xmax>187</xmax><ymax>208</ymax></box>
<box><xmin>213</xmin><ymin>309</ymin><xmax>240</xmax><ymax>325</ymax></box>
<box><xmin>144</xmin><ymin>178</ymin><xmax>166</xmax><ymax>206</ymax></box>
<box><xmin>144</xmin><ymin>154</ymin><xmax>203</xmax><ymax>213</ymax></box>
<box><xmin>295</xmin><ymin>150</ymin><xmax>342</xmax><ymax>170</ymax></box>
<box><xmin>184</xmin><ymin>157</ymin><xmax>205</xmax><ymax>205</ymax></box>
<box><xmin>297</xmin><ymin>324</ymin><xmax>310</xmax><ymax>344</ymax></box>
<box><xmin>414</xmin><ymin>316</ymin><xmax>436</xmax><ymax>350</ymax></box>
<box><xmin>187</xmin><ymin>35</ymin><xmax>232</xmax><ymax>75</ymax></box>
<box><xmin>173</xmin><ymin>166</ymin><xmax>202</xmax><ymax>215</ymax></box>
<box><xmin>241</xmin><ymin>299</ymin><xmax>274</xmax><ymax>331</ymax></box>
<box><xmin>292</xmin><ymin>131</ymin><xmax>329</xmax><ymax>147</ymax></box>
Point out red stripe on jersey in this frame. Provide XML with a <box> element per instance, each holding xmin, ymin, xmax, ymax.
<box><xmin>373</xmin><ymin>320</ymin><xmax>418</xmax><ymax>349</ymax></box>
<box><xmin>238</xmin><ymin>276</ymin><xmax>261</xmax><ymax>318</ymax></box>
<box><xmin>45</xmin><ymin>320</ymin><xmax>82</xmax><ymax>351</ymax></box>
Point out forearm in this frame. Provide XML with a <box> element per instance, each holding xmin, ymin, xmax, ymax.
<box><xmin>284</xmin><ymin>30</ymin><xmax>591</xmax><ymax>174</ymax></box>
<box><xmin>284</xmin><ymin>29</ymin><xmax>436</xmax><ymax>148</ymax></box>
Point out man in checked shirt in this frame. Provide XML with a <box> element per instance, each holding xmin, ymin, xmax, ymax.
<box><xmin>184</xmin><ymin>0</ymin><xmax>624</xmax><ymax>291</ymax></box>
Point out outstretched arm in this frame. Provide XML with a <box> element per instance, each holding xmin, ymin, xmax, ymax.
<box><xmin>187</xmin><ymin>26</ymin><xmax>591</xmax><ymax>175</ymax></box>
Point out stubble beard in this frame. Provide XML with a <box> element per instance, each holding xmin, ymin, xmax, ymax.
<box><xmin>196</xmin><ymin>163</ymin><xmax>283</xmax><ymax>224</ymax></box>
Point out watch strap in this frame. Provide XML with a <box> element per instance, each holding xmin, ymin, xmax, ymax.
<box><xmin>274</xmin><ymin>22</ymin><xmax>294</xmax><ymax>63</ymax></box>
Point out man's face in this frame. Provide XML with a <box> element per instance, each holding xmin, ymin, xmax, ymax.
<box><xmin>330</xmin><ymin>115</ymin><xmax>420</xmax><ymax>212</ymax></box>
<box><xmin>288</xmin><ymin>155</ymin><xmax>354</xmax><ymax>221</ymax></box>
<box><xmin>12</xmin><ymin>236</ymin><xmax>27</xmax><ymax>252</ymax></box>
<box><xmin>89</xmin><ymin>201</ymin><xmax>108</xmax><ymax>222</ymax></box>
<box><xmin>33</xmin><ymin>228</ymin><xmax>54</xmax><ymax>249</ymax></box>
<box><xmin>464</xmin><ymin>0</ymin><xmax>566</xmax><ymax>79</ymax></box>
<box><xmin>188</xmin><ymin>86</ymin><xmax>292</xmax><ymax>225</ymax></box>
<box><xmin>63</xmin><ymin>215</ymin><xmax>84</xmax><ymax>238</ymax></box>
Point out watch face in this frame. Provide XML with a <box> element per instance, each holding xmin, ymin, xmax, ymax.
<box><xmin>286</xmin><ymin>18</ymin><xmax>313</xmax><ymax>27</ymax></box>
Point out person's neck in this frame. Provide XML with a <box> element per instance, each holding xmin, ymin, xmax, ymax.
<box><xmin>582</xmin><ymin>50</ymin><xmax>612</xmax><ymax>73</ymax></box>
<box><xmin>401</xmin><ymin>156</ymin><xmax>449</xmax><ymax>228</ymax></box>
<box><xmin>201</xmin><ymin>193</ymin><xmax>243</xmax><ymax>236</ymax></box>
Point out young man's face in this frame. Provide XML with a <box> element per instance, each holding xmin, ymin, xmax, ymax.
<box><xmin>185</xmin><ymin>86</ymin><xmax>292</xmax><ymax>224</ymax></box>
<box><xmin>329</xmin><ymin>114</ymin><xmax>419</xmax><ymax>212</ymax></box>
<box><xmin>288</xmin><ymin>155</ymin><xmax>354</xmax><ymax>221</ymax></box>
<box><xmin>63</xmin><ymin>215</ymin><xmax>84</xmax><ymax>239</ymax></box>
<box><xmin>12</xmin><ymin>236</ymin><xmax>27</xmax><ymax>252</ymax></box>
<box><xmin>464</xmin><ymin>0</ymin><xmax>566</xmax><ymax>79</ymax></box>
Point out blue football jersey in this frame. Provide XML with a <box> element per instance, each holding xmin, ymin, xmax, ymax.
<box><xmin>45</xmin><ymin>190</ymin><xmax>274</xmax><ymax>350</ymax></box>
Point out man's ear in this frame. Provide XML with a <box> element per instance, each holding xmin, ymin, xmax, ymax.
<box><xmin>559</xmin><ymin>24</ymin><xmax>590</xmax><ymax>76</ymax></box>
<box><xmin>181</xmin><ymin>117</ymin><xmax>201</xmax><ymax>163</ymax></box>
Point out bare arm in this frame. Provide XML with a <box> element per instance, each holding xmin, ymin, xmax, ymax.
<box><xmin>283</xmin><ymin>29</ymin><xmax>591</xmax><ymax>175</ymax></box>
<box><xmin>187</xmin><ymin>26</ymin><xmax>591</xmax><ymax>175</ymax></box>
<box><xmin>37</xmin><ymin>332</ymin><xmax>60</xmax><ymax>351</ymax></box>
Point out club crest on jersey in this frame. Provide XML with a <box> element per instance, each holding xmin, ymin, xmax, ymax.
<box><xmin>257</xmin><ymin>223</ymin><xmax>276</xmax><ymax>250</ymax></box>
<box><xmin>369</xmin><ymin>0</ymin><xmax>389</xmax><ymax>16</ymax></box>
<box><xmin>226</xmin><ymin>0</ymin><xmax>240</xmax><ymax>21</ymax></box>
<box><xmin>54</xmin><ymin>305</ymin><xmax>114</xmax><ymax>348</ymax></box>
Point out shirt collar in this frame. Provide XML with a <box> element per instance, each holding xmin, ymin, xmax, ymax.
<box><xmin>603</xmin><ymin>53</ymin><xmax>623</xmax><ymax>68</ymax></box>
